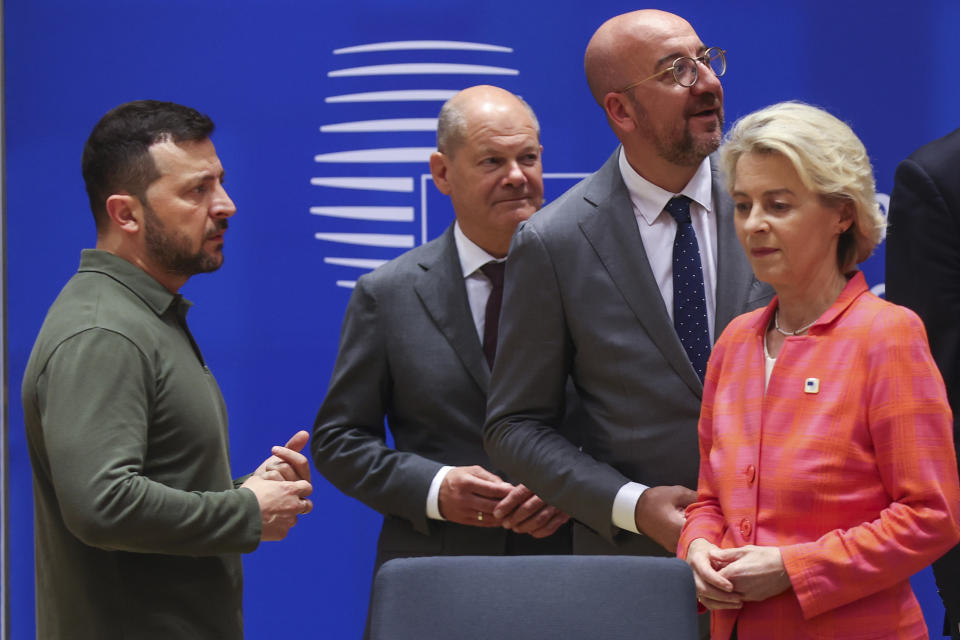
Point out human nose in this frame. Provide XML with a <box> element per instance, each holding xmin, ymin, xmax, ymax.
<box><xmin>740</xmin><ymin>204</ymin><xmax>766</xmax><ymax>233</ymax></box>
<box><xmin>211</xmin><ymin>182</ymin><xmax>236</xmax><ymax>218</ymax></box>
<box><xmin>502</xmin><ymin>160</ymin><xmax>527</xmax><ymax>188</ymax></box>
<box><xmin>691</xmin><ymin>60</ymin><xmax>723</xmax><ymax>95</ymax></box>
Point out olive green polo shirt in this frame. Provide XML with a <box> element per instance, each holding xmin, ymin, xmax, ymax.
<box><xmin>22</xmin><ymin>249</ymin><xmax>261</xmax><ymax>639</ymax></box>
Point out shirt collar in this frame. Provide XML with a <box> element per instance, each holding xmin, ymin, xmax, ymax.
<box><xmin>77</xmin><ymin>249</ymin><xmax>186</xmax><ymax>317</ymax></box>
<box><xmin>618</xmin><ymin>148</ymin><xmax>714</xmax><ymax>226</ymax></box>
<box><xmin>453</xmin><ymin>222</ymin><xmax>501</xmax><ymax>278</ymax></box>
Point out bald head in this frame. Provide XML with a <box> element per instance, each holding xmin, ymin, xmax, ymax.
<box><xmin>585</xmin><ymin>10</ymin><xmax>698</xmax><ymax>105</ymax></box>
<box><xmin>437</xmin><ymin>85</ymin><xmax>540</xmax><ymax>156</ymax></box>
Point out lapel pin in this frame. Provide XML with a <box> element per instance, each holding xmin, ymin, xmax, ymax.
<box><xmin>804</xmin><ymin>378</ymin><xmax>820</xmax><ymax>394</ymax></box>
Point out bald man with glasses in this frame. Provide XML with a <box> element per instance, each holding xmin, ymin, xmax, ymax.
<box><xmin>484</xmin><ymin>7</ymin><xmax>771</xmax><ymax>577</ymax></box>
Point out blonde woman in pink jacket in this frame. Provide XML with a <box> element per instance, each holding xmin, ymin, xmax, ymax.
<box><xmin>679</xmin><ymin>102</ymin><xmax>960</xmax><ymax>639</ymax></box>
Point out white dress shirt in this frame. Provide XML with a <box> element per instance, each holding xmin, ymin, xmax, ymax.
<box><xmin>425</xmin><ymin>222</ymin><xmax>503</xmax><ymax>520</ymax></box>
<box><xmin>611</xmin><ymin>149</ymin><xmax>718</xmax><ymax>534</ymax></box>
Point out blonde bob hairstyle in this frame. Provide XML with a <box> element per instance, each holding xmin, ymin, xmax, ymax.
<box><xmin>720</xmin><ymin>101</ymin><xmax>886</xmax><ymax>272</ymax></box>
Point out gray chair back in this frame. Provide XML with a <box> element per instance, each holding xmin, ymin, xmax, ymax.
<box><xmin>368</xmin><ymin>554</ymin><xmax>698</xmax><ymax>640</ymax></box>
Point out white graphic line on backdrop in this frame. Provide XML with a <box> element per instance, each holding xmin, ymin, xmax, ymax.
<box><xmin>310</xmin><ymin>206</ymin><xmax>415</xmax><ymax>222</ymax></box>
<box><xmin>328</xmin><ymin>63</ymin><xmax>519</xmax><ymax>77</ymax></box>
<box><xmin>325</xmin><ymin>90</ymin><xmax>458</xmax><ymax>103</ymax></box>
<box><xmin>314</xmin><ymin>148</ymin><xmax>434</xmax><ymax>163</ymax></box>
<box><xmin>324</xmin><ymin>257</ymin><xmax>389</xmax><ymax>270</ymax></box>
<box><xmin>310</xmin><ymin>177</ymin><xmax>414</xmax><ymax>192</ymax></box>
<box><xmin>320</xmin><ymin>118</ymin><xmax>438</xmax><ymax>133</ymax></box>
<box><xmin>314</xmin><ymin>232</ymin><xmax>415</xmax><ymax>248</ymax></box>
<box><xmin>334</xmin><ymin>41</ymin><xmax>512</xmax><ymax>54</ymax></box>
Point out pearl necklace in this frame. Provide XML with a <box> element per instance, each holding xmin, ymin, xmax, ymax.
<box><xmin>774</xmin><ymin>309</ymin><xmax>817</xmax><ymax>336</ymax></box>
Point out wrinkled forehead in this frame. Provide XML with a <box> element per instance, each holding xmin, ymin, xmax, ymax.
<box><xmin>462</xmin><ymin>103</ymin><xmax>539</xmax><ymax>146</ymax></box>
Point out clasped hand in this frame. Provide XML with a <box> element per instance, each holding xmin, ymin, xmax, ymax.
<box><xmin>242</xmin><ymin>430</ymin><xmax>314</xmax><ymax>542</ymax></box>
<box><xmin>685</xmin><ymin>539</ymin><xmax>791</xmax><ymax>610</ymax></box>
<box><xmin>438</xmin><ymin>466</ymin><xmax>568</xmax><ymax>538</ymax></box>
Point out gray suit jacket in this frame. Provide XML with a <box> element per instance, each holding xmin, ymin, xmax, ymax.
<box><xmin>313</xmin><ymin>225</ymin><xmax>569</xmax><ymax>569</ymax></box>
<box><xmin>483</xmin><ymin>149</ymin><xmax>772</xmax><ymax>555</ymax></box>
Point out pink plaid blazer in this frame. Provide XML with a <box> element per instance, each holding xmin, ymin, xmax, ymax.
<box><xmin>679</xmin><ymin>272</ymin><xmax>960</xmax><ymax>639</ymax></box>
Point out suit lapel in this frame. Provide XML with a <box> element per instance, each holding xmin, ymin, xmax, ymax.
<box><xmin>413</xmin><ymin>226</ymin><xmax>490</xmax><ymax>392</ymax></box>
<box><xmin>577</xmin><ymin>149</ymin><xmax>703</xmax><ymax>396</ymax></box>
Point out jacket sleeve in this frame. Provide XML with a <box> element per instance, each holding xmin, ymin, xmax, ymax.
<box><xmin>483</xmin><ymin>221</ymin><xmax>631</xmax><ymax>541</ymax></box>
<box><xmin>311</xmin><ymin>277</ymin><xmax>443</xmax><ymax>535</ymax></box>
<box><xmin>780</xmin><ymin>308</ymin><xmax>960</xmax><ymax>619</ymax></box>
<box><xmin>677</xmin><ymin>334</ymin><xmax>730</xmax><ymax>558</ymax></box>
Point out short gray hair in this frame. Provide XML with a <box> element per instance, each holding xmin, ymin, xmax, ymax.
<box><xmin>720</xmin><ymin>101</ymin><xmax>885</xmax><ymax>272</ymax></box>
<box><xmin>436</xmin><ymin>93</ymin><xmax>541</xmax><ymax>156</ymax></box>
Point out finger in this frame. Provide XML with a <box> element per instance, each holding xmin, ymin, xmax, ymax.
<box><xmin>698</xmin><ymin>595</ymin><xmax>743</xmax><ymax>610</ymax></box>
<box><xmin>503</xmin><ymin>495</ymin><xmax>546</xmax><ymax>530</ymax></box>
<box><xmin>691</xmin><ymin>555</ymin><xmax>735</xmax><ymax>592</ymax></box>
<box><xmin>449</xmin><ymin>506</ymin><xmax>503</xmax><ymax>528</ymax></box>
<box><xmin>525</xmin><ymin>510</ymin><xmax>569</xmax><ymax>538</ymax></box>
<box><xmin>271</xmin><ymin>445</ymin><xmax>311</xmax><ymax>481</ymax></box>
<box><xmin>291</xmin><ymin>480</ymin><xmax>313</xmax><ymax>497</ymax></box>
<box><xmin>492</xmin><ymin>485</ymin><xmax>533</xmax><ymax>519</ymax></box>
<box><xmin>443</xmin><ymin>491</ymin><xmax>505</xmax><ymax>518</ymax></box>
<box><xmin>262</xmin><ymin>469</ymin><xmax>284</xmax><ymax>481</ymax></box>
<box><xmin>710</xmin><ymin>547</ymin><xmax>747</xmax><ymax>565</ymax></box>
<box><xmin>460</xmin><ymin>475</ymin><xmax>513</xmax><ymax>500</ymax></box>
<box><xmin>299</xmin><ymin>498</ymin><xmax>313</xmax><ymax>515</ymax></box>
<box><xmin>282</xmin><ymin>430</ymin><xmax>310</xmax><ymax>453</ymax></box>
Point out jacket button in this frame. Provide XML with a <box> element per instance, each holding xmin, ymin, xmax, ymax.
<box><xmin>740</xmin><ymin>518</ymin><xmax>752</xmax><ymax>538</ymax></box>
<box><xmin>745</xmin><ymin>464</ymin><xmax>756</xmax><ymax>484</ymax></box>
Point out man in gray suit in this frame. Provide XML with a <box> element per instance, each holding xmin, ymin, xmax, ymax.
<box><xmin>312</xmin><ymin>86</ymin><xmax>569</xmax><ymax>579</ymax></box>
<box><xmin>484</xmin><ymin>10</ymin><xmax>771</xmax><ymax>559</ymax></box>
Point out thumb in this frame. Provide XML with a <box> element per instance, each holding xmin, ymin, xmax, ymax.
<box><xmin>283</xmin><ymin>430</ymin><xmax>310</xmax><ymax>453</ymax></box>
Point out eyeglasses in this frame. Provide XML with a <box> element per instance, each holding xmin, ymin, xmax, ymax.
<box><xmin>617</xmin><ymin>47</ymin><xmax>726</xmax><ymax>92</ymax></box>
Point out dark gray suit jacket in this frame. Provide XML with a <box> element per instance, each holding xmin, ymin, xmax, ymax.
<box><xmin>886</xmin><ymin>127</ymin><xmax>960</xmax><ymax>638</ymax></box>
<box><xmin>313</xmin><ymin>225</ymin><xmax>569</xmax><ymax>570</ymax></box>
<box><xmin>484</xmin><ymin>149</ymin><xmax>772</xmax><ymax>555</ymax></box>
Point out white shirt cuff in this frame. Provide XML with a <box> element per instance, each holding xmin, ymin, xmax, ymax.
<box><xmin>612</xmin><ymin>481</ymin><xmax>649</xmax><ymax>534</ymax></box>
<box><xmin>426</xmin><ymin>466</ymin><xmax>454</xmax><ymax>520</ymax></box>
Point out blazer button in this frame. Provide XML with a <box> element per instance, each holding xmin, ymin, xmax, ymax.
<box><xmin>739</xmin><ymin>518</ymin><xmax>752</xmax><ymax>538</ymax></box>
<box><xmin>745</xmin><ymin>464</ymin><xmax>756</xmax><ymax>485</ymax></box>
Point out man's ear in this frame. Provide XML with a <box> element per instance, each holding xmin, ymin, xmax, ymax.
<box><xmin>604</xmin><ymin>92</ymin><xmax>637</xmax><ymax>134</ymax></box>
<box><xmin>429</xmin><ymin>151</ymin><xmax>453</xmax><ymax>195</ymax></box>
<box><xmin>105</xmin><ymin>194</ymin><xmax>143</xmax><ymax>235</ymax></box>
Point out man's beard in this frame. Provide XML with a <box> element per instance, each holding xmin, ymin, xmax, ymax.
<box><xmin>631</xmin><ymin>95</ymin><xmax>724</xmax><ymax>167</ymax></box>
<box><xmin>143</xmin><ymin>203</ymin><xmax>226</xmax><ymax>277</ymax></box>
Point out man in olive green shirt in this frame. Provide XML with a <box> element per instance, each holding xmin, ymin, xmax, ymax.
<box><xmin>22</xmin><ymin>100</ymin><xmax>313</xmax><ymax>639</ymax></box>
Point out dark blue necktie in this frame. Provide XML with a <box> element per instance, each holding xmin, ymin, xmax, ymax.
<box><xmin>665</xmin><ymin>196</ymin><xmax>710</xmax><ymax>381</ymax></box>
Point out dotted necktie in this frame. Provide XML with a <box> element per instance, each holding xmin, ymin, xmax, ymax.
<box><xmin>665</xmin><ymin>196</ymin><xmax>710</xmax><ymax>381</ymax></box>
<box><xmin>480</xmin><ymin>261</ymin><xmax>506</xmax><ymax>369</ymax></box>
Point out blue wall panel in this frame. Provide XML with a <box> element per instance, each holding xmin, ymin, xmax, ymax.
<box><xmin>4</xmin><ymin>1</ymin><xmax>958</xmax><ymax>637</ymax></box>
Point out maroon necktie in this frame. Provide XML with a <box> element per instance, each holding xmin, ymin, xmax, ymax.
<box><xmin>480</xmin><ymin>261</ymin><xmax>506</xmax><ymax>368</ymax></box>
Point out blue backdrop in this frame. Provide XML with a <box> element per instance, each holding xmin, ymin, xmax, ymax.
<box><xmin>4</xmin><ymin>1</ymin><xmax>959</xmax><ymax>637</ymax></box>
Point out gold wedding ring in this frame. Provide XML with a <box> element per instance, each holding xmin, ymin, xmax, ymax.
<box><xmin>477</xmin><ymin>511</ymin><xmax>484</xmax><ymax>522</ymax></box>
